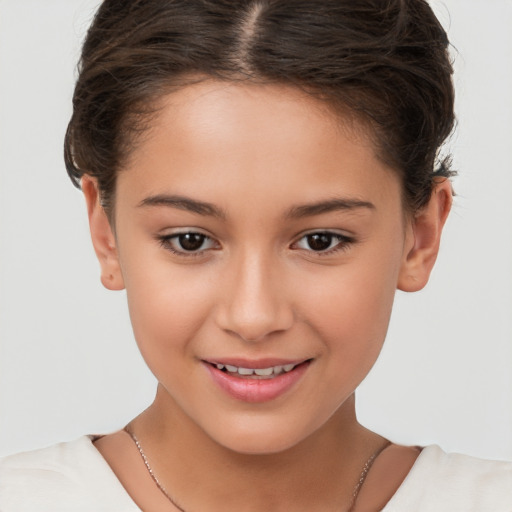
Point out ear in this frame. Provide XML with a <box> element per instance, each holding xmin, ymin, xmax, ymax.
<box><xmin>82</xmin><ymin>176</ymin><xmax>125</xmax><ymax>291</ymax></box>
<box><xmin>397</xmin><ymin>178</ymin><xmax>452</xmax><ymax>292</ymax></box>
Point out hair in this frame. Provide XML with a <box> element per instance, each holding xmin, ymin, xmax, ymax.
<box><xmin>64</xmin><ymin>0</ymin><xmax>455</xmax><ymax>216</ymax></box>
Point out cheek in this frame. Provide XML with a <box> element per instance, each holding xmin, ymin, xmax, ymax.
<box><xmin>301</xmin><ymin>260</ymin><xmax>398</xmax><ymax>326</ymax></box>
<box><xmin>296</xmin><ymin>250</ymin><xmax>402</xmax><ymax>357</ymax></box>
<box><xmin>121</xmin><ymin>254</ymin><xmax>215</xmax><ymax>363</ymax></box>
<box><xmin>298</xmin><ymin>274</ymin><xmax>396</xmax><ymax>404</ymax></box>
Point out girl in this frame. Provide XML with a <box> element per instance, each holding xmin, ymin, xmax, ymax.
<box><xmin>1</xmin><ymin>0</ymin><xmax>511</xmax><ymax>510</ymax></box>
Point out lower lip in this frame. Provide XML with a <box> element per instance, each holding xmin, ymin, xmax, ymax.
<box><xmin>205</xmin><ymin>362</ymin><xmax>310</xmax><ymax>403</ymax></box>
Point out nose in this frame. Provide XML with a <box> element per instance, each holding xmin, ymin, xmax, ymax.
<box><xmin>215</xmin><ymin>252</ymin><xmax>294</xmax><ymax>342</ymax></box>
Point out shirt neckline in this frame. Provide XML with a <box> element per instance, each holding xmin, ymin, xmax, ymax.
<box><xmin>86</xmin><ymin>435</ymin><xmax>435</xmax><ymax>511</ymax></box>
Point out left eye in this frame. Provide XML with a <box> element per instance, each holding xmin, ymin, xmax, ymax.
<box><xmin>293</xmin><ymin>232</ymin><xmax>350</xmax><ymax>253</ymax></box>
<box><xmin>161</xmin><ymin>232</ymin><xmax>218</xmax><ymax>254</ymax></box>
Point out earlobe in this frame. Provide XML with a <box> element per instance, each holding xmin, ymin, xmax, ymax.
<box><xmin>397</xmin><ymin>178</ymin><xmax>452</xmax><ymax>292</ymax></box>
<box><xmin>82</xmin><ymin>176</ymin><xmax>125</xmax><ymax>291</ymax></box>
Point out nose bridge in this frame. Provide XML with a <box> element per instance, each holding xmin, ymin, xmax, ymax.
<box><xmin>217</xmin><ymin>247</ymin><xmax>293</xmax><ymax>342</ymax></box>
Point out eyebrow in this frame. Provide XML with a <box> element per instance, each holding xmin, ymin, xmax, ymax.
<box><xmin>138</xmin><ymin>195</ymin><xmax>226</xmax><ymax>219</ymax></box>
<box><xmin>138</xmin><ymin>194</ymin><xmax>375</xmax><ymax>220</ymax></box>
<box><xmin>285</xmin><ymin>198</ymin><xmax>375</xmax><ymax>219</ymax></box>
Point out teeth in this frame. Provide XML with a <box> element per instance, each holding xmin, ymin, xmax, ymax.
<box><xmin>254</xmin><ymin>367</ymin><xmax>273</xmax><ymax>376</ymax></box>
<box><xmin>216</xmin><ymin>363</ymin><xmax>298</xmax><ymax>376</ymax></box>
<box><xmin>238</xmin><ymin>367</ymin><xmax>255</xmax><ymax>376</ymax></box>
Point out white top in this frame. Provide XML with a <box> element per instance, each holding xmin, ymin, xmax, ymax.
<box><xmin>1</xmin><ymin>436</ymin><xmax>511</xmax><ymax>511</ymax></box>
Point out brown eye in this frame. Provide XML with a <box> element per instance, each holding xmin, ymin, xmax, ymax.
<box><xmin>177</xmin><ymin>233</ymin><xmax>207</xmax><ymax>251</ymax></box>
<box><xmin>306</xmin><ymin>233</ymin><xmax>333</xmax><ymax>251</ymax></box>
<box><xmin>159</xmin><ymin>231</ymin><xmax>218</xmax><ymax>256</ymax></box>
<box><xmin>293</xmin><ymin>231</ymin><xmax>353</xmax><ymax>255</ymax></box>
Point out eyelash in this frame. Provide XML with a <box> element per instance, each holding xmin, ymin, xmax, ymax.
<box><xmin>291</xmin><ymin>231</ymin><xmax>354</xmax><ymax>256</ymax></box>
<box><xmin>158</xmin><ymin>230</ymin><xmax>354</xmax><ymax>258</ymax></box>
<box><xmin>157</xmin><ymin>232</ymin><xmax>219</xmax><ymax>258</ymax></box>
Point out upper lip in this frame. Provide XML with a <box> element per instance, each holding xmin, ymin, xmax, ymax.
<box><xmin>203</xmin><ymin>357</ymin><xmax>311</xmax><ymax>369</ymax></box>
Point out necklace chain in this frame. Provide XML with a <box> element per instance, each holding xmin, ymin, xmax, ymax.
<box><xmin>125</xmin><ymin>428</ymin><xmax>186</xmax><ymax>511</ymax></box>
<box><xmin>124</xmin><ymin>426</ymin><xmax>390</xmax><ymax>512</ymax></box>
<box><xmin>347</xmin><ymin>440</ymin><xmax>391</xmax><ymax>512</ymax></box>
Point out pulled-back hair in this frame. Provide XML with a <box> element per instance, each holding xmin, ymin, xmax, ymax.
<box><xmin>64</xmin><ymin>0</ymin><xmax>455</xmax><ymax>215</ymax></box>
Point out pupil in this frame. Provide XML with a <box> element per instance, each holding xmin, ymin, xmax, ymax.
<box><xmin>179</xmin><ymin>233</ymin><xmax>204</xmax><ymax>251</ymax></box>
<box><xmin>307</xmin><ymin>233</ymin><xmax>332</xmax><ymax>251</ymax></box>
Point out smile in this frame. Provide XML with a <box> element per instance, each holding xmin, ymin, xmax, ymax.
<box><xmin>214</xmin><ymin>363</ymin><xmax>297</xmax><ymax>379</ymax></box>
<box><xmin>204</xmin><ymin>359</ymin><xmax>311</xmax><ymax>403</ymax></box>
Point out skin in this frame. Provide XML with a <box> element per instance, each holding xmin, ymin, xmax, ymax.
<box><xmin>85</xmin><ymin>81</ymin><xmax>452</xmax><ymax>511</ymax></box>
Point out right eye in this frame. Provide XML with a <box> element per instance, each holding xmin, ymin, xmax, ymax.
<box><xmin>159</xmin><ymin>232</ymin><xmax>219</xmax><ymax>256</ymax></box>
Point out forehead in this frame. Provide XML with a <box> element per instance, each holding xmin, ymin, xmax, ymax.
<box><xmin>118</xmin><ymin>80</ymin><xmax>401</xmax><ymax>214</ymax></box>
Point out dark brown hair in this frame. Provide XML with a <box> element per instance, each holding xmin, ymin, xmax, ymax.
<box><xmin>64</xmin><ymin>0</ymin><xmax>455</xmax><ymax>215</ymax></box>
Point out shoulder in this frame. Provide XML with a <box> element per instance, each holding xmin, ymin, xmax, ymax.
<box><xmin>0</xmin><ymin>436</ymin><xmax>140</xmax><ymax>511</ymax></box>
<box><xmin>384</xmin><ymin>445</ymin><xmax>512</xmax><ymax>512</ymax></box>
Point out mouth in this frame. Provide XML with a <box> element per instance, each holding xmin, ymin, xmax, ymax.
<box><xmin>203</xmin><ymin>359</ymin><xmax>312</xmax><ymax>402</ymax></box>
<box><xmin>211</xmin><ymin>361</ymin><xmax>304</xmax><ymax>379</ymax></box>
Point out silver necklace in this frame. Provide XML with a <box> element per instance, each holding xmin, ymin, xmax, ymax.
<box><xmin>124</xmin><ymin>426</ymin><xmax>390</xmax><ymax>512</ymax></box>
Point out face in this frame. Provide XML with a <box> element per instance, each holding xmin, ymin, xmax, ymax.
<box><xmin>89</xmin><ymin>81</ymin><xmax>429</xmax><ymax>454</ymax></box>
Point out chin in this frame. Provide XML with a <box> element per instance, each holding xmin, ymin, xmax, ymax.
<box><xmin>217</xmin><ymin>432</ymin><xmax>303</xmax><ymax>456</ymax></box>
<box><xmin>204</xmin><ymin>414</ymin><xmax>322</xmax><ymax>456</ymax></box>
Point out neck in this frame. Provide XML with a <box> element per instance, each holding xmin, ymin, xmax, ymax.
<box><xmin>130</xmin><ymin>387</ymin><xmax>384</xmax><ymax>512</ymax></box>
